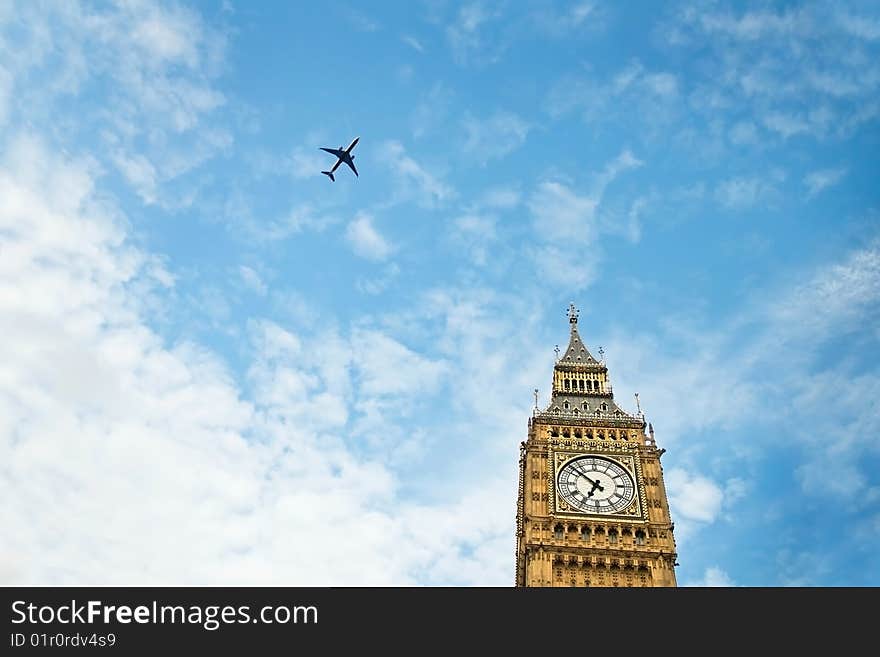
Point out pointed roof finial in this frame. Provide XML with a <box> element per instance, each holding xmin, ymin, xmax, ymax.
<box><xmin>533</xmin><ymin>388</ymin><xmax>539</xmax><ymax>411</ymax></box>
<box><xmin>635</xmin><ymin>392</ymin><xmax>642</xmax><ymax>415</ymax></box>
<box><xmin>557</xmin><ymin>302</ymin><xmax>598</xmax><ymax>365</ymax></box>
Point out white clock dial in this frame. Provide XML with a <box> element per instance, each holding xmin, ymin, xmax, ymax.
<box><xmin>557</xmin><ymin>456</ymin><xmax>636</xmax><ymax>514</ymax></box>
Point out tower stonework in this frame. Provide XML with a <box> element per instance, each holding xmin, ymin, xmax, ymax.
<box><xmin>515</xmin><ymin>305</ymin><xmax>678</xmax><ymax>587</ymax></box>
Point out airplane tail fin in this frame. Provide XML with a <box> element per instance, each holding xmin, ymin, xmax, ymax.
<box><xmin>321</xmin><ymin>171</ymin><xmax>335</xmax><ymax>182</ymax></box>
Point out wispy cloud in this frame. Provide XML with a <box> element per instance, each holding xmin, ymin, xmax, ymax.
<box><xmin>345</xmin><ymin>213</ymin><xmax>393</xmax><ymax>261</ymax></box>
<box><xmin>804</xmin><ymin>167</ymin><xmax>847</xmax><ymax>197</ymax></box>
<box><xmin>479</xmin><ymin>185</ymin><xmax>521</xmax><ymax>210</ymax></box>
<box><xmin>0</xmin><ymin>139</ymin><xmax>515</xmax><ymax>583</ymax></box>
<box><xmin>356</xmin><ymin>263</ymin><xmax>400</xmax><ymax>295</ymax></box>
<box><xmin>340</xmin><ymin>7</ymin><xmax>380</xmax><ymax>32</ymax></box>
<box><xmin>715</xmin><ymin>171</ymin><xmax>784</xmax><ymax>209</ymax></box>
<box><xmin>449</xmin><ymin>213</ymin><xmax>497</xmax><ymax>266</ymax></box>
<box><xmin>666</xmin><ymin>3</ymin><xmax>880</xmax><ymax>142</ymax></box>
<box><xmin>533</xmin><ymin>2</ymin><xmax>596</xmax><ymax>36</ymax></box>
<box><xmin>685</xmin><ymin>566</ymin><xmax>736</xmax><ymax>587</ymax></box>
<box><xmin>238</xmin><ymin>265</ymin><xmax>267</xmax><ymax>296</ymax></box>
<box><xmin>608</xmin><ymin>238</ymin><xmax>880</xmax><ymax>511</ymax></box>
<box><xmin>838</xmin><ymin>12</ymin><xmax>880</xmax><ymax>41</ymax></box>
<box><xmin>290</xmin><ymin>146</ymin><xmax>328</xmax><ymax>179</ymax></box>
<box><xmin>546</xmin><ymin>60</ymin><xmax>681</xmax><ymax>138</ymax></box>
<box><xmin>376</xmin><ymin>140</ymin><xmax>455</xmax><ymax>207</ymax></box>
<box><xmin>1</xmin><ymin>0</ymin><xmax>230</xmax><ymax>208</ymax></box>
<box><xmin>243</xmin><ymin>203</ymin><xmax>340</xmax><ymax>242</ymax></box>
<box><xmin>402</xmin><ymin>35</ymin><xmax>425</xmax><ymax>52</ymax></box>
<box><xmin>446</xmin><ymin>2</ymin><xmax>503</xmax><ymax>66</ymax></box>
<box><xmin>666</xmin><ymin>468</ymin><xmax>724</xmax><ymax>525</ymax></box>
<box><xmin>411</xmin><ymin>83</ymin><xmax>455</xmax><ymax>139</ymax></box>
<box><xmin>526</xmin><ymin>150</ymin><xmax>642</xmax><ymax>287</ymax></box>
<box><xmin>462</xmin><ymin>111</ymin><xmax>530</xmax><ymax>165</ymax></box>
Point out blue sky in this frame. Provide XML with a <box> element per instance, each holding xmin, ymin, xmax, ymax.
<box><xmin>1</xmin><ymin>0</ymin><xmax>878</xmax><ymax>586</ymax></box>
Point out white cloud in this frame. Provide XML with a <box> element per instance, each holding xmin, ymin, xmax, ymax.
<box><xmin>697</xmin><ymin>8</ymin><xmax>807</xmax><ymax>40</ymax></box>
<box><xmin>729</xmin><ymin>121</ymin><xmax>759</xmax><ymax>145</ymax></box>
<box><xmin>644</xmin><ymin>72</ymin><xmax>678</xmax><ymax>97</ymax></box>
<box><xmin>341</xmin><ymin>7</ymin><xmax>380</xmax><ymax>32</ymax></box>
<box><xmin>724</xmin><ymin>478</ymin><xmax>748</xmax><ymax>506</ymax></box>
<box><xmin>376</xmin><ymin>140</ymin><xmax>454</xmax><ymax>207</ymax></box>
<box><xmin>446</xmin><ymin>2</ymin><xmax>503</xmax><ymax>66</ymax></box>
<box><xmin>0</xmin><ymin>1</ymin><xmax>230</xmax><ymax>207</ymax></box>
<box><xmin>402</xmin><ymin>35</ymin><xmax>424</xmax><ymax>52</ymax></box>
<box><xmin>596</xmin><ymin>149</ymin><xmax>643</xmax><ymax>187</ymax></box>
<box><xmin>450</xmin><ymin>213</ymin><xmax>497</xmax><ymax>266</ymax></box>
<box><xmin>623</xmin><ymin>197</ymin><xmax>645</xmax><ymax>243</ymax></box>
<box><xmin>480</xmin><ymin>185</ymin><xmax>521</xmax><ymax>209</ymax></box>
<box><xmin>715</xmin><ymin>177</ymin><xmax>763</xmax><ymax>208</ymax></box>
<box><xmin>112</xmin><ymin>151</ymin><xmax>158</xmax><ymax>204</ymax></box>
<box><xmin>547</xmin><ymin>60</ymin><xmax>679</xmax><ymax>124</ymax></box>
<box><xmin>804</xmin><ymin>168</ymin><xmax>847</xmax><ymax>197</ymax></box>
<box><xmin>132</xmin><ymin>12</ymin><xmax>202</xmax><ymax>66</ymax></box>
<box><xmin>247</xmin><ymin>203</ymin><xmax>339</xmax><ymax>242</ymax></box>
<box><xmin>838</xmin><ymin>13</ymin><xmax>880</xmax><ymax>41</ymax></box>
<box><xmin>351</xmin><ymin>329</ymin><xmax>447</xmax><ymax>398</ymax></box>
<box><xmin>529</xmin><ymin>181</ymin><xmax>599</xmax><ymax>243</ymax></box>
<box><xmin>0</xmin><ymin>139</ymin><xmax>521</xmax><ymax>584</ymax></box>
<box><xmin>345</xmin><ymin>213</ymin><xmax>393</xmax><ymax>261</ymax></box>
<box><xmin>602</xmin><ymin>238</ymin><xmax>880</xmax><ymax>549</ymax></box>
<box><xmin>529</xmin><ymin>152</ymin><xmax>641</xmax><ymax>241</ymax></box>
<box><xmin>525</xmin><ymin>150</ymin><xmax>642</xmax><ymax>290</ymax></box>
<box><xmin>356</xmin><ymin>263</ymin><xmax>400</xmax><ymax>296</ymax></box>
<box><xmin>529</xmin><ymin>243</ymin><xmax>597</xmax><ymax>288</ymax></box>
<box><xmin>0</xmin><ymin>64</ymin><xmax>12</xmax><ymax>127</ymax></box>
<box><xmin>715</xmin><ymin>172</ymin><xmax>783</xmax><ymax>208</ymax></box>
<box><xmin>769</xmin><ymin>240</ymin><xmax>880</xmax><ymax>335</ymax></box>
<box><xmin>411</xmin><ymin>82</ymin><xmax>454</xmax><ymax>138</ymax></box>
<box><xmin>238</xmin><ymin>266</ymin><xmax>267</xmax><ymax>296</ymax></box>
<box><xmin>290</xmin><ymin>146</ymin><xmax>328</xmax><ymax>179</ymax></box>
<box><xmin>762</xmin><ymin>112</ymin><xmax>810</xmax><ymax>138</ymax></box>
<box><xmin>535</xmin><ymin>2</ymin><xmax>595</xmax><ymax>35</ymax></box>
<box><xmin>685</xmin><ymin>566</ymin><xmax>736</xmax><ymax>587</ymax></box>
<box><xmin>666</xmin><ymin>4</ymin><xmax>880</xmax><ymax>143</ymax></box>
<box><xmin>462</xmin><ymin>111</ymin><xmax>530</xmax><ymax>164</ymax></box>
<box><xmin>666</xmin><ymin>468</ymin><xmax>724</xmax><ymax>524</ymax></box>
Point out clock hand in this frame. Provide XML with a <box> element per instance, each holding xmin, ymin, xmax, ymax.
<box><xmin>584</xmin><ymin>476</ymin><xmax>605</xmax><ymax>491</ymax></box>
<box><xmin>583</xmin><ymin>476</ymin><xmax>604</xmax><ymax>495</ymax></box>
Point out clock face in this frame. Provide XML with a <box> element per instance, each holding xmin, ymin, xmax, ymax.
<box><xmin>557</xmin><ymin>455</ymin><xmax>636</xmax><ymax>515</ymax></box>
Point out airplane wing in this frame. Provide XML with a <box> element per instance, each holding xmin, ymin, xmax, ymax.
<box><xmin>344</xmin><ymin>156</ymin><xmax>358</xmax><ymax>177</ymax></box>
<box><xmin>320</xmin><ymin>147</ymin><xmax>345</xmax><ymax>157</ymax></box>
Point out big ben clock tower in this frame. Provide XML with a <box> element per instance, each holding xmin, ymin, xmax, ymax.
<box><xmin>515</xmin><ymin>305</ymin><xmax>678</xmax><ymax>587</ymax></box>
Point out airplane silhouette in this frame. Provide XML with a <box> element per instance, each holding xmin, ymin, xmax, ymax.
<box><xmin>320</xmin><ymin>137</ymin><xmax>359</xmax><ymax>181</ymax></box>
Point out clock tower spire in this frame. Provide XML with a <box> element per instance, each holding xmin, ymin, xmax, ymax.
<box><xmin>515</xmin><ymin>305</ymin><xmax>678</xmax><ymax>587</ymax></box>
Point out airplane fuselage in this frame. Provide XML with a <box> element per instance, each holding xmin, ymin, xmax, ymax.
<box><xmin>320</xmin><ymin>137</ymin><xmax>360</xmax><ymax>181</ymax></box>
